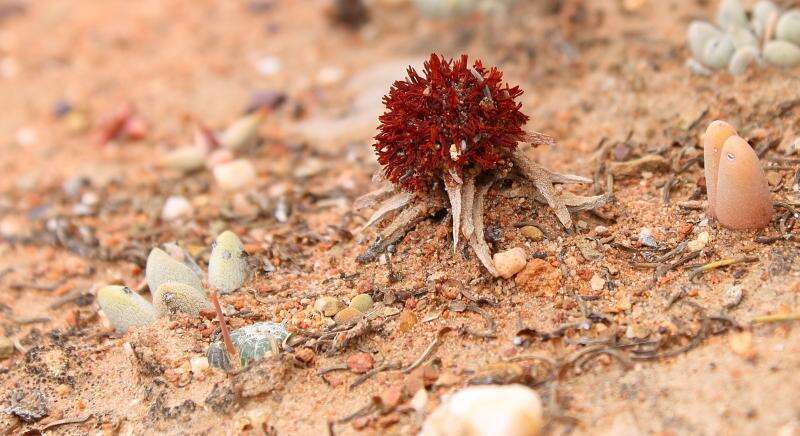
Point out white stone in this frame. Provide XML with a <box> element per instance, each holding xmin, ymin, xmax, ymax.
<box><xmin>492</xmin><ymin>248</ymin><xmax>527</xmax><ymax>279</ymax></box>
<box><xmin>687</xmin><ymin>231</ymin><xmax>710</xmax><ymax>252</ymax></box>
<box><xmin>213</xmin><ymin>159</ymin><xmax>257</xmax><ymax>191</ymax></box>
<box><xmin>190</xmin><ymin>356</ymin><xmax>210</xmax><ymax>373</ymax></box>
<box><xmin>161</xmin><ymin>147</ymin><xmax>206</xmax><ymax>172</ymax></box>
<box><xmin>420</xmin><ymin>384</ymin><xmax>543</xmax><ymax>436</ymax></box>
<box><xmin>161</xmin><ymin>196</ymin><xmax>192</xmax><ymax>221</ymax></box>
<box><xmin>589</xmin><ymin>273</ymin><xmax>605</xmax><ymax>291</ymax></box>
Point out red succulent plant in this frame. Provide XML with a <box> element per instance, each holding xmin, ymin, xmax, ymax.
<box><xmin>374</xmin><ymin>53</ymin><xmax>530</xmax><ymax>192</ymax></box>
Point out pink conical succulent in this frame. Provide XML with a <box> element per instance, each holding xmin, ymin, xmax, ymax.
<box><xmin>714</xmin><ymin>135</ymin><xmax>774</xmax><ymax>229</ymax></box>
<box><xmin>702</xmin><ymin>120</ymin><xmax>738</xmax><ymax>218</ymax></box>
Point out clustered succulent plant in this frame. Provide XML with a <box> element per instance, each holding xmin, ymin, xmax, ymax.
<box><xmin>687</xmin><ymin>0</ymin><xmax>800</xmax><ymax>75</ymax></box>
<box><xmin>97</xmin><ymin>232</ymin><xmax>243</xmax><ymax>326</ymax></box>
<box><xmin>356</xmin><ymin>53</ymin><xmax>607</xmax><ymax>275</ymax></box>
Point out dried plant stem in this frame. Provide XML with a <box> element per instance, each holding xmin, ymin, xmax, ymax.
<box><xmin>461</xmin><ymin>173</ymin><xmax>476</xmax><ymax>239</ymax></box>
<box><xmin>469</xmin><ymin>179</ymin><xmax>499</xmax><ymax>276</ymax></box>
<box><xmin>209</xmin><ymin>289</ymin><xmax>236</xmax><ymax>359</ymax></box>
<box><xmin>751</xmin><ymin>313</ymin><xmax>800</xmax><ymax>324</ymax></box>
<box><xmin>444</xmin><ymin>178</ymin><xmax>463</xmax><ymax>251</ymax></box>
<box><xmin>358</xmin><ymin>191</ymin><xmax>413</xmax><ymax>232</ymax></box>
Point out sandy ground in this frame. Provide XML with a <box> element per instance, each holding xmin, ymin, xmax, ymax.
<box><xmin>1</xmin><ymin>0</ymin><xmax>800</xmax><ymax>434</ymax></box>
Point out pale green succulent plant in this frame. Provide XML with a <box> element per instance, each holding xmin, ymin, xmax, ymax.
<box><xmin>145</xmin><ymin>247</ymin><xmax>204</xmax><ymax>295</ymax></box>
<box><xmin>208</xmin><ymin>230</ymin><xmax>248</xmax><ymax>294</ymax></box>
<box><xmin>153</xmin><ymin>281</ymin><xmax>212</xmax><ymax>317</ymax></box>
<box><xmin>97</xmin><ymin>285</ymin><xmax>157</xmax><ymax>333</ymax></box>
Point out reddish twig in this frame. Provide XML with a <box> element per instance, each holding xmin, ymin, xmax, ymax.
<box><xmin>209</xmin><ymin>290</ymin><xmax>236</xmax><ymax>360</ymax></box>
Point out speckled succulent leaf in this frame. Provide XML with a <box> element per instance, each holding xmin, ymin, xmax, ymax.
<box><xmin>208</xmin><ymin>230</ymin><xmax>248</xmax><ymax>294</ymax></box>
<box><xmin>153</xmin><ymin>281</ymin><xmax>212</xmax><ymax>317</ymax></box>
<box><xmin>145</xmin><ymin>247</ymin><xmax>204</xmax><ymax>295</ymax></box>
<box><xmin>96</xmin><ymin>285</ymin><xmax>157</xmax><ymax>333</ymax></box>
<box><xmin>207</xmin><ymin>322</ymin><xmax>289</xmax><ymax>369</ymax></box>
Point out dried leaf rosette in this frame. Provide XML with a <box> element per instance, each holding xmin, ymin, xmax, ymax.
<box><xmin>355</xmin><ymin>54</ymin><xmax>607</xmax><ymax>276</ymax></box>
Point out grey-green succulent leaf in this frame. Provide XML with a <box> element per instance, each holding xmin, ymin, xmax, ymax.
<box><xmin>97</xmin><ymin>285</ymin><xmax>157</xmax><ymax>333</ymax></box>
<box><xmin>208</xmin><ymin>230</ymin><xmax>248</xmax><ymax>294</ymax></box>
<box><xmin>145</xmin><ymin>247</ymin><xmax>204</xmax><ymax>295</ymax></box>
<box><xmin>154</xmin><ymin>281</ymin><xmax>212</xmax><ymax>317</ymax></box>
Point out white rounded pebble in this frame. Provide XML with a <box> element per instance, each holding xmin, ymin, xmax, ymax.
<box><xmin>213</xmin><ymin>159</ymin><xmax>257</xmax><ymax>191</ymax></box>
<box><xmin>729</xmin><ymin>45</ymin><xmax>761</xmax><ymax>75</ymax></box>
<box><xmin>492</xmin><ymin>247</ymin><xmax>527</xmax><ymax>279</ymax></box>
<box><xmin>153</xmin><ymin>281</ymin><xmax>211</xmax><ymax>317</ymax></box>
<box><xmin>160</xmin><ymin>147</ymin><xmax>207</xmax><ymax>173</ymax></box>
<box><xmin>420</xmin><ymin>384</ymin><xmax>543</xmax><ymax>436</ymax></box>
<box><xmin>703</xmin><ymin>35</ymin><xmax>736</xmax><ymax>69</ymax></box>
<box><xmin>752</xmin><ymin>1</ymin><xmax>779</xmax><ymax>37</ymax></box>
<box><xmin>723</xmin><ymin>284</ymin><xmax>744</xmax><ymax>308</ymax></box>
<box><xmin>208</xmin><ymin>230</ymin><xmax>248</xmax><ymax>294</ymax></box>
<box><xmin>776</xmin><ymin>10</ymin><xmax>800</xmax><ymax>45</ymax></box>
<box><xmin>687</xmin><ymin>231</ymin><xmax>711</xmax><ymax>252</ymax></box>
<box><xmin>145</xmin><ymin>247</ymin><xmax>204</xmax><ymax>295</ymax></box>
<box><xmin>190</xmin><ymin>356</ymin><xmax>210</xmax><ymax>373</ymax></box>
<box><xmin>687</xmin><ymin>21</ymin><xmax>722</xmax><ymax>60</ymax></box>
<box><xmin>97</xmin><ymin>285</ymin><xmax>157</xmax><ymax>333</ymax></box>
<box><xmin>764</xmin><ymin>40</ymin><xmax>800</xmax><ymax>67</ymax></box>
<box><xmin>717</xmin><ymin>0</ymin><xmax>748</xmax><ymax>31</ymax></box>
<box><xmin>161</xmin><ymin>195</ymin><xmax>192</xmax><ymax>221</ymax></box>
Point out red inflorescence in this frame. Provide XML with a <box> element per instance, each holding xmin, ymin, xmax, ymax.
<box><xmin>374</xmin><ymin>53</ymin><xmax>530</xmax><ymax>192</ymax></box>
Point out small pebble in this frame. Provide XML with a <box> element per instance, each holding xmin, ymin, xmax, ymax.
<box><xmin>589</xmin><ymin>274</ymin><xmax>605</xmax><ymax>292</ymax></box>
<box><xmin>420</xmin><ymin>384</ymin><xmax>543</xmax><ymax>436</ymax></box>
<box><xmin>723</xmin><ymin>284</ymin><xmax>744</xmax><ymax>308</ymax></box>
<box><xmin>687</xmin><ymin>231</ymin><xmax>710</xmax><ymax>252</ymax></box>
<box><xmin>625</xmin><ymin>324</ymin><xmax>650</xmax><ymax>339</ymax></box>
<box><xmin>764</xmin><ymin>40</ymin><xmax>800</xmax><ymax>67</ymax></box>
<box><xmin>638</xmin><ymin>228</ymin><xmax>659</xmax><ymax>248</ymax></box>
<box><xmin>255</xmin><ymin>56</ymin><xmax>282</xmax><ymax>76</ymax></box>
<box><xmin>334</xmin><ymin>307</ymin><xmax>362</xmax><ymax>325</ymax></box>
<box><xmin>161</xmin><ymin>196</ymin><xmax>193</xmax><ymax>221</ymax></box>
<box><xmin>767</xmin><ymin>172</ymin><xmax>783</xmax><ymax>186</ymax></box>
<box><xmin>190</xmin><ymin>356</ymin><xmax>210</xmax><ymax>374</ymax></box>
<box><xmin>346</xmin><ymin>352</ymin><xmax>374</xmax><ymax>374</ymax></box>
<box><xmin>492</xmin><ymin>247</ymin><xmax>527</xmax><ymax>279</ymax></box>
<box><xmin>161</xmin><ymin>147</ymin><xmax>206</xmax><ymax>173</ymax></box>
<box><xmin>213</xmin><ymin>159</ymin><xmax>257</xmax><ymax>191</ymax></box>
<box><xmin>520</xmin><ymin>226</ymin><xmax>543</xmax><ymax>241</ymax></box>
<box><xmin>398</xmin><ymin>309</ymin><xmax>417</xmax><ymax>333</ymax></box>
<box><xmin>349</xmin><ymin>293</ymin><xmax>374</xmax><ymax>313</ymax></box>
<box><xmin>314</xmin><ymin>297</ymin><xmax>343</xmax><ymax>317</ymax></box>
<box><xmin>0</xmin><ymin>336</ymin><xmax>14</xmax><ymax>359</ymax></box>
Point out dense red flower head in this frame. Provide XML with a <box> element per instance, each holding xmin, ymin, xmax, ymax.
<box><xmin>374</xmin><ymin>53</ymin><xmax>529</xmax><ymax>192</ymax></box>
